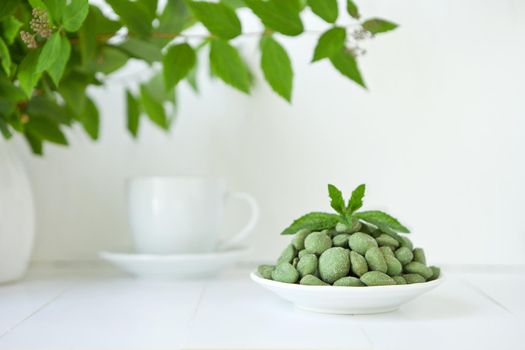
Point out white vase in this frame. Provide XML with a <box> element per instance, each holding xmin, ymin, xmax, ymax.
<box><xmin>0</xmin><ymin>139</ymin><xmax>34</xmax><ymax>283</ymax></box>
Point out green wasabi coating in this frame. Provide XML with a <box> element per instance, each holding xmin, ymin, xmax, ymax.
<box><xmin>376</xmin><ymin>234</ymin><xmax>400</xmax><ymax>249</ymax></box>
<box><xmin>365</xmin><ymin>247</ymin><xmax>388</xmax><ymax>273</ymax></box>
<box><xmin>403</xmin><ymin>273</ymin><xmax>426</xmax><ymax>284</ymax></box>
<box><xmin>277</xmin><ymin>244</ymin><xmax>297</xmax><ymax>264</ymax></box>
<box><xmin>300</xmin><ymin>274</ymin><xmax>328</xmax><ymax>286</ymax></box>
<box><xmin>333</xmin><ymin>276</ymin><xmax>365</xmax><ymax>287</ymax></box>
<box><xmin>296</xmin><ymin>253</ymin><xmax>318</xmax><ymax>277</ymax></box>
<box><xmin>292</xmin><ymin>257</ymin><xmax>299</xmax><ymax>267</ymax></box>
<box><xmin>395</xmin><ymin>246</ymin><xmax>414</xmax><ymax>265</ymax></box>
<box><xmin>384</xmin><ymin>255</ymin><xmax>403</xmax><ymax>276</ymax></box>
<box><xmin>380</xmin><ymin>246</ymin><xmax>394</xmax><ymax>257</ymax></box>
<box><xmin>298</xmin><ymin>249</ymin><xmax>309</xmax><ymax>259</ymax></box>
<box><xmin>429</xmin><ymin>266</ymin><xmax>441</xmax><ymax>281</ymax></box>
<box><xmin>413</xmin><ymin>248</ymin><xmax>426</xmax><ymax>265</ymax></box>
<box><xmin>399</xmin><ymin>235</ymin><xmax>414</xmax><ymax>250</ymax></box>
<box><xmin>257</xmin><ymin>265</ymin><xmax>275</xmax><ymax>279</ymax></box>
<box><xmin>304</xmin><ymin>231</ymin><xmax>332</xmax><ymax>255</ymax></box>
<box><xmin>404</xmin><ymin>262</ymin><xmax>433</xmax><ymax>279</ymax></box>
<box><xmin>350</xmin><ymin>250</ymin><xmax>368</xmax><ymax>277</ymax></box>
<box><xmin>271</xmin><ymin>263</ymin><xmax>299</xmax><ymax>283</ymax></box>
<box><xmin>292</xmin><ymin>229</ymin><xmax>311</xmax><ymax>250</ymax></box>
<box><xmin>335</xmin><ymin>222</ymin><xmax>350</xmax><ymax>233</ymax></box>
<box><xmin>393</xmin><ymin>276</ymin><xmax>407</xmax><ymax>285</ymax></box>
<box><xmin>361</xmin><ymin>271</ymin><xmax>396</xmax><ymax>286</ymax></box>
<box><xmin>332</xmin><ymin>234</ymin><xmax>350</xmax><ymax>248</ymax></box>
<box><xmin>359</xmin><ymin>222</ymin><xmax>377</xmax><ymax>236</ymax></box>
<box><xmin>348</xmin><ymin>232</ymin><xmax>378</xmax><ymax>255</ymax></box>
<box><xmin>318</xmin><ymin>247</ymin><xmax>351</xmax><ymax>284</ymax></box>
<box><xmin>349</xmin><ymin>220</ymin><xmax>362</xmax><ymax>233</ymax></box>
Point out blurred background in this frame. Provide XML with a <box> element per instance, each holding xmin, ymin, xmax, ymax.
<box><xmin>12</xmin><ymin>0</ymin><xmax>525</xmax><ymax>265</ymax></box>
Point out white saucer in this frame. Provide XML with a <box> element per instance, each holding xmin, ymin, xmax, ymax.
<box><xmin>99</xmin><ymin>247</ymin><xmax>250</xmax><ymax>279</ymax></box>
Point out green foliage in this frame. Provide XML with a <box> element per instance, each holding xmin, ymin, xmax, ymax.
<box><xmin>281</xmin><ymin>212</ymin><xmax>341</xmax><ymax>235</ymax></box>
<box><xmin>0</xmin><ymin>0</ymin><xmax>397</xmax><ymax>154</ymax></box>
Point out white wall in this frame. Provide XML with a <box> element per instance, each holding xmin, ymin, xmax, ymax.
<box><xmin>13</xmin><ymin>0</ymin><xmax>525</xmax><ymax>265</ymax></box>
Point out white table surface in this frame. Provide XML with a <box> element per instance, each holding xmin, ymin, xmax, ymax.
<box><xmin>0</xmin><ymin>263</ymin><xmax>524</xmax><ymax>350</ymax></box>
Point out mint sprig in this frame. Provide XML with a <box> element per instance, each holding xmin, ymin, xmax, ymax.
<box><xmin>281</xmin><ymin>183</ymin><xmax>410</xmax><ymax>235</ymax></box>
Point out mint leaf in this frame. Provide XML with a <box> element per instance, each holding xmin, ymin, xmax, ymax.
<box><xmin>245</xmin><ymin>0</ymin><xmax>303</xmax><ymax>37</ymax></box>
<box><xmin>362</xmin><ymin>18</ymin><xmax>398</xmax><ymax>34</ymax></box>
<box><xmin>330</xmin><ymin>48</ymin><xmax>366</xmax><ymax>88</ymax></box>
<box><xmin>63</xmin><ymin>0</ymin><xmax>89</xmax><ymax>32</ymax></box>
<box><xmin>328</xmin><ymin>184</ymin><xmax>345</xmax><ymax>214</ymax></box>
<box><xmin>308</xmin><ymin>0</ymin><xmax>338</xmax><ymax>23</ymax></box>
<box><xmin>354</xmin><ymin>210</ymin><xmax>410</xmax><ymax>233</ymax></box>
<box><xmin>312</xmin><ymin>27</ymin><xmax>346</xmax><ymax>62</ymax></box>
<box><xmin>126</xmin><ymin>90</ymin><xmax>140</xmax><ymax>138</ymax></box>
<box><xmin>163</xmin><ymin>43</ymin><xmax>196</xmax><ymax>91</ymax></box>
<box><xmin>260</xmin><ymin>36</ymin><xmax>293</xmax><ymax>102</ymax></box>
<box><xmin>346</xmin><ymin>0</ymin><xmax>359</xmax><ymax>19</ymax></box>
<box><xmin>189</xmin><ymin>1</ymin><xmax>242</xmax><ymax>39</ymax></box>
<box><xmin>347</xmin><ymin>183</ymin><xmax>365</xmax><ymax>213</ymax></box>
<box><xmin>209</xmin><ymin>38</ymin><xmax>251</xmax><ymax>93</ymax></box>
<box><xmin>281</xmin><ymin>212</ymin><xmax>340</xmax><ymax>235</ymax></box>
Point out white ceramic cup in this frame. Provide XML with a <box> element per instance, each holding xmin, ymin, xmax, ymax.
<box><xmin>127</xmin><ymin>177</ymin><xmax>259</xmax><ymax>254</ymax></box>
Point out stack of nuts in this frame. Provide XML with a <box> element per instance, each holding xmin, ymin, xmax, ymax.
<box><xmin>258</xmin><ymin>222</ymin><xmax>440</xmax><ymax>286</ymax></box>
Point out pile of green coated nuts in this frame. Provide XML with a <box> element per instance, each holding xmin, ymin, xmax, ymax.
<box><xmin>258</xmin><ymin>222</ymin><xmax>440</xmax><ymax>287</ymax></box>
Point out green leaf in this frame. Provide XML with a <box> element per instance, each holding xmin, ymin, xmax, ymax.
<box><xmin>46</xmin><ymin>0</ymin><xmax>66</xmax><ymax>24</ymax></box>
<box><xmin>330</xmin><ymin>48</ymin><xmax>366</xmax><ymax>88</ymax></box>
<box><xmin>157</xmin><ymin>0</ymin><xmax>193</xmax><ymax>33</ymax></box>
<box><xmin>362</xmin><ymin>18</ymin><xmax>398</xmax><ymax>34</ymax></box>
<box><xmin>78</xmin><ymin>97</ymin><xmax>99</xmax><ymax>140</ymax></box>
<box><xmin>260</xmin><ymin>36</ymin><xmax>293</xmax><ymax>102</ymax></box>
<box><xmin>26</xmin><ymin>95</ymin><xmax>71</xmax><ymax>124</ymax></box>
<box><xmin>281</xmin><ymin>212</ymin><xmax>340</xmax><ymax>235</ymax></box>
<box><xmin>189</xmin><ymin>1</ymin><xmax>241</xmax><ymax>39</ymax></box>
<box><xmin>209</xmin><ymin>38</ymin><xmax>251</xmax><ymax>93</ymax></box>
<box><xmin>18</xmin><ymin>50</ymin><xmax>42</xmax><ymax>97</ymax></box>
<box><xmin>2</xmin><ymin>16</ymin><xmax>24</xmax><ymax>44</ymax></box>
<box><xmin>118</xmin><ymin>38</ymin><xmax>162</xmax><ymax>63</ymax></box>
<box><xmin>327</xmin><ymin>184</ymin><xmax>345</xmax><ymax>214</ymax></box>
<box><xmin>0</xmin><ymin>37</ymin><xmax>11</xmax><ymax>75</ymax></box>
<box><xmin>89</xmin><ymin>6</ymin><xmax>122</xmax><ymax>36</ymax></box>
<box><xmin>245</xmin><ymin>0</ymin><xmax>303</xmax><ymax>36</ymax></box>
<box><xmin>140</xmin><ymin>84</ymin><xmax>168</xmax><ymax>130</ymax></box>
<box><xmin>220</xmin><ymin>0</ymin><xmax>245</xmax><ymax>8</ymax></box>
<box><xmin>58</xmin><ymin>77</ymin><xmax>86</xmax><ymax>114</ymax></box>
<box><xmin>0</xmin><ymin>117</ymin><xmax>12</xmax><ymax>139</ymax></box>
<box><xmin>308</xmin><ymin>0</ymin><xmax>338</xmax><ymax>23</ymax></box>
<box><xmin>28</xmin><ymin>0</ymin><xmax>47</xmax><ymax>9</ymax></box>
<box><xmin>26</xmin><ymin>118</ymin><xmax>68</xmax><ymax>145</ymax></box>
<box><xmin>0</xmin><ymin>0</ymin><xmax>19</xmax><ymax>21</ymax></box>
<box><xmin>106</xmin><ymin>0</ymin><xmax>152</xmax><ymax>37</ymax></box>
<box><xmin>91</xmin><ymin>46</ymin><xmax>129</xmax><ymax>74</ymax></box>
<box><xmin>347</xmin><ymin>184</ymin><xmax>365</xmax><ymax>213</ymax></box>
<box><xmin>163</xmin><ymin>43</ymin><xmax>196</xmax><ymax>91</ymax></box>
<box><xmin>0</xmin><ymin>77</ymin><xmax>25</xmax><ymax>102</ymax></box>
<box><xmin>24</xmin><ymin>130</ymin><xmax>43</xmax><ymax>155</ymax></box>
<box><xmin>126</xmin><ymin>90</ymin><xmax>140</xmax><ymax>138</ymax></box>
<box><xmin>142</xmin><ymin>0</ymin><xmax>159</xmax><ymax>18</ymax></box>
<box><xmin>346</xmin><ymin>0</ymin><xmax>359</xmax><ymax>19</ymax></box>
<box><xmin>46</xmin><ymin>35</ymin><xmax>71</xmax><ymax>85</ymax></box>
<box><xmin>63</xmin><ymin>0</ymin><xmax>89</xmax><ymax>32</ymax></box>
<box><xmin>354</xmin><ymin>210</ymin><xmax>410</xmax><ymax>233</ymax></box>
<box><xmin>36</xmin><ymin>32</ymin><xmax>61</xmax><ymax>73</ymax></box>
<box><xmin>312</xmin><ymin>27</ymin><xmax>346</xmax><ymax>62</ymax></box>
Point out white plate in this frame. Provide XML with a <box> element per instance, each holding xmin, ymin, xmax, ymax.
<box><xmin>251</xmin><ymin>271</ymin><xmax>443</xmax><ymax>315</ymax></box>
<box><xmin>99</xmin><ymin>247</ymin><xmax>250</xmax><ymax>279</ymax></box>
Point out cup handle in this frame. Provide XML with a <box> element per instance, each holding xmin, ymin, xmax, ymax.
<box><xmin>218</xmin><ymin>192</ymin><xmax>259</xmax><ymax>249</ymax></box>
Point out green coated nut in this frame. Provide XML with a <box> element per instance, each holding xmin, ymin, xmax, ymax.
<box><xmin>399</xmin><ymin>235</ymin><xmax>414</xmax><ymax>250</ymax></box>
<box><xmin>333</xmin><ymin>276</ymin><xmax>365</xmax><ymax>287</ymax></box>
<box><xmin>413</xmin><ymin>248</ymin><xmax>427</xmax><ymax>264</ymax></box>
<box><xmin>403</xmin><ymin>273</ymin><xmax>426</xmax><ymax>284</ymax></box>
<box><xmin>380</xmin><ymin>246</ymin><xmax>394</xmax><ymax>257</ymax></box>
<box><xmin>349</xmin><ymin>220</ymin><xmax>362</xmax><ymax>233</ymax></box>
<box><xmin>365</xmin><ymin>247</ymin><xmax>388</xmax><ymax>273</ymax></box>
<box><xmin>393</xmin><ymin>276</ymin><xmax>407</xmax><ymax>285</ymax></box>
<box><xmin>350</xmin><ymin>251</ymin><xmax>368</xmax><ymax>277</ymax></box>
<box><xmin>304</xmin><ymin>231</ymin><xmax>332</xmax><ymax>255</ymax></box>
<box><xmin>429</xmin><ymin>266</ymin><xmax>441</xmax><ymax>281</ymax></box>
<box><xmin>296</xmin><ymin>253</ymin><xmax>318</xmax><ymax>277</ymax></box>
<box><xmin>332</xmin><ymin>234</ymin><xmax>350</xmax><ymax>248</ymax></box>
<box><xmin>395</xmin><ymin>246</ymin><xmax>414</xmax><ymax>265</ymax></box>
<box><xmin>292</xmin><ymin>229</ymin><xmax>311</xmax><ymax>250</ymax></box>
<box><xmin>318</xmin><ymin>247</ymin><xmax>351</xmax><ymax>284</ymax></box>
<box><xmin>257</xmin><ymin>265</ymin><xmax>275</xmax><ymax>279</ymax></box>
<box><xmin>404</xmin><ymin>262</ymin><xmax>433</xmax><ymax>279</ymax></box>
<box><xmin>277</xmin><ymin>244</ymin><xmax>297</xmax><ymax>264</ymax></box>
<box><xmin>298</xmin><ymin>249</ymin><xmax>309</xmax><ymax>258</ymax></box>
<box><xmin>335</xmin><ymin>222</ymin><xmax>350</xmax><ymax>233</ymax></box>
<box><xmin>376</xmin><ymin>234</ymin><xmax>400</xmax><ymax>249</ymax></box>
<box><xmin>348</xmin><ymin>232</ymin><xmax>378</xmax><ymax>255</ymax></box>
<box><xmin>271</xmin><ymin>263</ymin><xmax>299</xmax><ymax>283</ymax></box>
<box><xmin>292</xmin><ymin>257</ymin><xmax>299</xmax><ymax>267</ymax></box>
<box><xmin>384</xmin><ymin>255</ymin><xmax>403</xmax><ymax>276</ymax></box>
<box><xmin>360</xmin><ymin>271</ymin><xmax>396</xmax><ymax>286</ymax></box>
<box><xmin>300</xmin><ymin>274</ymin><xmax>328</xmax><ymax>286</ymax></box>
